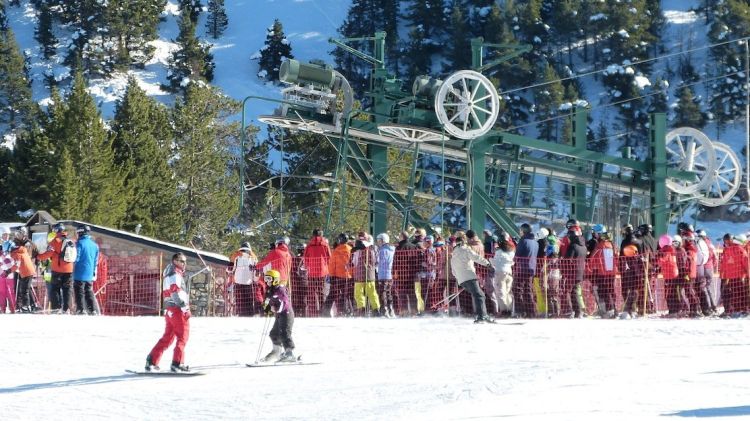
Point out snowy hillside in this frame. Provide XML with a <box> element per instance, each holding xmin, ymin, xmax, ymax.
<box><xmin>2</xmin><ymin>315</ymin><xmax>750</xmax><ymax>420</ymax></box>
<box><xmin>6</xmin><ymin>0</ymin><xmax>349</xmax><ymax>121</ymax></box>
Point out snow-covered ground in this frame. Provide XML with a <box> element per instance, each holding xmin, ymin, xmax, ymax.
<box><xmin>5</xmin><ymin>0</ymin><xmax>349</xmax><ymax>119</ymax></box>
<box><xmin>2</xmin><ymin>314</ymin><xmax>750</xmax><ymax>420</ymax></box>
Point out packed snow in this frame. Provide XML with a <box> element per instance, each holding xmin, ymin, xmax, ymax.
<box><xmin>2</xmin><ymin>315</ymin><xmax>750</xmax><ymax>420</ymax></box>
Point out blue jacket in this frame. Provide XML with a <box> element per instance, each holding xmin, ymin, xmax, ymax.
<box><xmin>74</xmin><ymin>235</ymin><xmax>99</xmax><ymax>282</ymax></box>
<box><xmin>1</xmin><ymin>240</ymin><xmax>11</xmax><ymax>254</ymax></box>
<box><xmin>377</xmin><ymin>244</ymin><xmax>395</xmax><ymax>281</ymax></box>
<box><xmin>515</xmin><ymin>233</ymin><xmax>539</xmax><ymax>275</ymax></box>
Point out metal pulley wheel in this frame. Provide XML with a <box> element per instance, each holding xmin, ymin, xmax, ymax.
<box><xmin>692</xmin><ymin>142</ymin><xmax>741</xmax><ymax>207</ymax></box>
<box><xmin>664</xmin><ymin>127</ymin><xmax>716</xmax><ymax>195</ymax></box>
<box><xmin>257</xmin><ymin>115</ymin><xmax>325</xmax><ymax>134</ymax></box>
<box><xmin>378</xmin><ymin>124</ymin><xmax>447</xmax><ymax>142</ymax></box>
<box><xmin>434</xmin><ymin>70</ymin><xmax>499</xmax><ymax>140</ymax></box>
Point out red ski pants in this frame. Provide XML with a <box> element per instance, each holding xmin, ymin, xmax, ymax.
<box><xmin>149</xmin><ymin>307</ymin><xmax>190</xmax><ymax>365</ymax></box>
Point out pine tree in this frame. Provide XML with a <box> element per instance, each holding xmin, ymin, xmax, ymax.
<box><xmin>535</xmin><ymin>64</ymin><xmax>564</xmax><ymax>142</ymax></box>
<box><xmin>0</xmin><ymin>27</ymin><xmax>34</xmax><ymax>129</ymax></box>
<box><xmin>258</xmin><ymin>19</ymin><xmax>293</xmax><ymax>82</ymax></box>
<box><xmin>205</xmin><ymin>0</ymin><xmax>228</xmax><ymax>39</ymax></box>
<box><xmin>0</xmin><ymin>0</ymin><xmax>7</xmax><ymax>32</ymax></box>
<box><xmin>171</xmin><ymin>84</ymin><xmax>238</xmax><ymax>248</ymax></box>
<box><xmin>707</xmin><ymin>0</ymin><xmax>749</xmax><ymax>123</ymax></box>
<box><xmin>551</xmin><ymin>0</ymin><xmax>580</xmax><ymax>67</ymax></box>
<box><xmin>589</xmin><ymin>120</ymin><xmax>609</xmax><ymax>153</ymax></box>
<box><xmin>63</xmin><ymin>0</ymin><xmax>109</xmax><ymax>76</ymax></box>
<box><xmin>50</xmin><ymin>72</ymin><xmax>129</xmax><ymax>225</ymax></box>
<box><xmin>0</xmin><ymin>144</ymin><xmax>13</xmax><ymax>218</ymax></box>
<box><xmin>112</xmin><ymin>77</ymin><xmax>182</xmax><ymax>240</ymax></box>
<box><xmin>673</xmin><ymin>86</ymin><xmax>706</xmax><ymax>129</ymax></box>
<box><xmin>166</xmin><ymin>13</ymin><xmax>215</xmax><ymax>93</ymax></box>
<box><xmin>9</xmin><ymin>121</ymin><xmax>57</xmax><ymax>212</ymax></box>
<box><xmin>35</xmin><ymin>3</ymin><xmax>57</xmax><ymax>59</ymax></box>
<box><xmin>379</xmin><ymin>0</ymin><xmax>400</xmax><ymax>73</ymax></box>
<box><xmin>445</xmin><ymin>6</ymin><xmax>471</xmax><ymax>71</ymax></box>
<box><xmin>403</xmin><ymin>24</ymin><xmax>432</xmax><ymax>81</ymax></box>
<box><xmin>518</xmin><ymin>0</ymin><xmax>546</xmax><ymax>46</ymax></box>
<box><xmin>240</xmin><ymin>125</ymin><xmax>273</xmax><ymax>225</ymax></box>
<box><xmin>403</xmin><ymin>0</ymin><xmax>447</xmax><ymax>79</ymax></box>
<box><xmin>332</xmin><ymin>0</ymin><xmax>382</xmax><ymax>93</ymax></box>
<box><xmin>106</xmin><ymin>0</ymin><xmax>165</xmax><ymax>69</ymax></box>
<box><xmin>647</xmin><ymin>77</ymin><xmax>669</xmax><ymax>114</ymax></box>
<box><xmin>180</xmin><ymin>0</ymin><xmax>202</xmax><ymax>24</ymax></box>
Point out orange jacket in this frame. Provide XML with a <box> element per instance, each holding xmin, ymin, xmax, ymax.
<box><xmin>588</xmin><ymin>239</ymin><xmax>618</xmax><ymax>275</ymax></box>
<box><xmin>720</xmin><ymin>244</ymin><xmax>748</xmax><ymax>279</ymax></box>
<box><xmin>329</xmin><ymin>244</ymin><xmax>352</xmax><ymax>279</ymax></box>
<box><xmin>658</xmin><ymin>245</ymin><xmax>679</xmax><ymax>280</ymax></box>
<box><xmin>11</xmin><ymin>246</ymin><xmax>36</xmax><ymax>278</ymax></box>
<box><xmin>37</xmin><ymin>235</ymin><xmax>74</xmax><ymax>274</ymax></box>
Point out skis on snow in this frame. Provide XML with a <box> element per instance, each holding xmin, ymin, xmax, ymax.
<box><xmin>125</xmin><ymin>369</ymin><xmax>205</xmax><ymax>376</ymax></box>
<box><xmin>246</xmin><ymin>355</ymin><xmax>321</xmax><ymax>368</ymax></box>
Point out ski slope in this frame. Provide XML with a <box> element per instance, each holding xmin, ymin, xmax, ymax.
<box><xmin>1</xmin><ymin>315</ymin><xmax>750</xmax><ymax>420</ymax></box>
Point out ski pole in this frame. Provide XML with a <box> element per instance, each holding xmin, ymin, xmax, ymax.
<box><xmin>254</xmin><ymin>314</ymin><xmax>273</xmax><ymax>364</ymax></box>
<box><xmin>431</xmin><ymin>288</ymin><xmax>463</xmax><ymax>310</ymax></box>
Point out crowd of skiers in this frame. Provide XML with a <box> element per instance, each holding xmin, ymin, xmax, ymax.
<box><xmin>0</xmin><ymin>223</ymin><xmax>100</xmax><ymax>315</ymax></box>
<box><xmin>227</xmin><ymin>221</ymin><xmax>750</xmax><ymax>321</ymax></box>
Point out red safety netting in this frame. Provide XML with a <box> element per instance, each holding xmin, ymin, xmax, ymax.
<box><xmin>102</xmin><ymin>255</ymin><xmax>162</xmax><ymax>316</ymax></box>
<box><xmin>10</xmin><ymin>242</ymin><xmax>749</xmax><ymax>320</ymax></box>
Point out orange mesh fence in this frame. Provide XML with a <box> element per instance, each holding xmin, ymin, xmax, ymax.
<box><xmin>13</xmin><ymin>246</ymin><xmax>746</xmax><ymax>319</ymax></box>
<box><xmin>102</xmin><ymin>255</ymin><xmax>161</xmax><ymax>316</ymax></box>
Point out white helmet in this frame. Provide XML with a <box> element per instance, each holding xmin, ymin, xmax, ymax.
<box><xmin>539</xmin><ymin>228</ymin><xmax>549</xmax><ymax>238</ymax></box>
<box><xmin>376</xmin><ymin>233</ymin><xmax>390</xmax><ymax>243</ymax></box>
<box><xmin>0</xmin><ymin>226</ymin><xmax>9</xmax><ymax>235</ymax></box>
<box><xmin>672</xmin><ymin>235</ymin><xmax>682</xmax><ymax>245</ymax></box>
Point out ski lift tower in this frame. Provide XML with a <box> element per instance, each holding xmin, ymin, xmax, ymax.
<box><xmin>250</xmin><ymin>33</ymin><xmax>741</xmax><ymax>237</ymax></box>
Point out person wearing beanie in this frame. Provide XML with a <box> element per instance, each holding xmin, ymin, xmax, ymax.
<box><xmin>513</xmin><ymin>223</ymin><xmax>539</xmax><ymax>318</ymax></box>
<box><xmin>73</xmin><ymin>225</ymin><xmax>100</xmax><ymax>315</ymax></box>
<box><xmin>37</xmin><ymin>223</ymin><xmax>75</xmax><ymax>313</ymax></box>
<box><xmin>393</xmin><ymin>231</ymin><xmax>420</xmax><ymax>316</ymax></box>
<box><xmin>450</xmin><ymin>231</ymin><xmax>494</xmax><ymax>323</ymax></box>
<box><xmin>228</xmin><ymin>242</ymin><xmax>259</xmax><ymax>316</ymax></box>
<box><xmin>303</xmin><ymin>229</ymin><xmax>331</xmax><ymax>317</ymax></box>
<box><xmin>375</xmin><ymin>233</ymin><xmax>396</xmax><ymax>318</ymax></box>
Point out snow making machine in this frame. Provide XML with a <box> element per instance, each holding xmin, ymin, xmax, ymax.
<box><xmin>250</xmin><ymin>32</ymin><xmax>741</xmax><ymax>237</ymax></box>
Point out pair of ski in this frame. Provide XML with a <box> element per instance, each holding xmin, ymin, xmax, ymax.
<box><xmin>127</xmin><ymin>357</ymin><xmax>319</xmax><ymax>376</ymax></box>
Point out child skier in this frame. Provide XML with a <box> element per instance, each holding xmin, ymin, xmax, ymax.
<box><xmin>260</xmin><ymin>269</ymin><xmax>297</xmax><ymax>363</ymax></box>
<box><xmin>145</xmin><ymin>252</ymin><xmax>191</xmax><ymax>372</ymax></box>
<box><xmin>0</xmin><ymin>255</ymin><xmax>16</xmax><ymax>313</ymax></box>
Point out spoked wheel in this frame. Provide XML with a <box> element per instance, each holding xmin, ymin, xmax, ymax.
<box><xmin>434</xmin><ymin>70</ymin><xmax>499</xmax><ymax>140</ymax></box>
<box><xmin>693</xmin><ymin>142</ymin><xmax>741</xmax><ymax>207</ymax></box>
<box><xmin>664</xmin><ymin>127</ymin><xmax>716</xmax><ymax>195</ymax></box>
<box><xmin>257</xmin><ymin>115</ymin><xmax>326</xmax><ymax>134</ymax></box>
<box><xmin>378</xmin><ymin>124</ymin><xmax>447</xmax><ymax>142</ymax></box>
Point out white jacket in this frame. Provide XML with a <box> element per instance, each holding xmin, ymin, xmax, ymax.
<box><xmin>695</xmin><ymin>238</ymin><xmax>710</xmax><ymax>266</ymax></box>
<box><xmin>450</xmin><ymin>244</ymin><xmax>489</xmax><ymax>285</ymax></box>
<box><xmin>492</xmin><ymin>249</ymin><xmax>515</xmax><ymax>274</ymax></box>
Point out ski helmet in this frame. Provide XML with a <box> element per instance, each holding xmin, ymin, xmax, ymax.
<box><xmin>376</xmin><ymin>233</ymin><xmax>390</xmax><ymax>243</ymax></box>
<box><xmin>565</xmin><ymin>218</ymin><xmax>579</xmax><ymax>229</ymax></box>
<box><xmin>264</xmin><ymin>269</ymin><xmax>281</xmax><ymax>286</ymax></box>
<box><xmin>592</xmin><ymin>224</ymin><xmax>607</xmax><ymax>234</ymax></box>
<box><xmin>658</xmin><ymin>234</ymin><xmax>672</xmax><ymax>248</ymax></box>
<box><xmin>672</xmin><ymin>235</ymin><xmax>682</xmax><ymax>246</ymax></box>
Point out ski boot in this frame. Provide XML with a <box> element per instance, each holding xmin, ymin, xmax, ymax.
<box><xmin>277</xmin><ymin>349</ymin><xmax>296</xmax><ymax>363</ymax></box>
<box><xmin>170</xmin><ymin>361</ymin><xmax>190</xmax><ymax>372</ymax></box>
<box><xmin>261</xmin><ymin>345</ymin><xmax>282</xmax><ymax>362</ymax></box>
<box><xmin>145</xmin><ymin>355</ymin><xmax>159</xmax><ymax>372</ymax></box>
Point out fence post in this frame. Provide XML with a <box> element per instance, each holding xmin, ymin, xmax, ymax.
<box><xmin>129</xmin><ymin>274</ymin><xmax>134</xmax><ymax>316</ymax></box>
<box><xmin>158</xmin><ymin>253</ymin><xmax>163</xmax><ymax>316</ymax></box>
<box><xmin>643</xmin><ymin>255</ymin><xmax>649</xmax><ymax>317</ymax></box>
